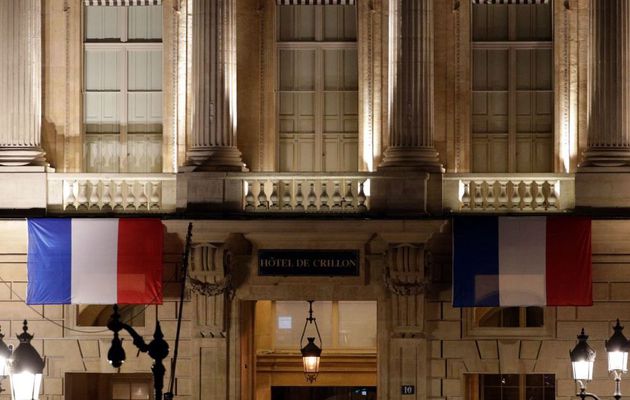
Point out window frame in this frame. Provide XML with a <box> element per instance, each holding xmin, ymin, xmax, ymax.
<box><xmin>468</xmin><ymin>374</ymin><xmax>556</xmax><ymax>400</ymax></box>
<box><xmin>63</xmin><ymin>303</ymin><xmax>152</xmax><ymax>339</ymax></box>
<box><xmin>470</xmin><ymin>3</ymin><xmax>554</xmax><ymax>173</ymax></box>
<box><xmin>270</xmin><ymin>300</ymin><xmax>377</xmax><ymax>354</ymax></box>
<box><xmin>82</xmin><ymin>5</ymin><xmax>164</xmax><ymax>173</ymax></box>
<box><xmin>111</xmin><ymin>373</ymin><xmax>154</xmax><ymax>400</ymax></box>
<box><xmin>76</xmin><ymin>304</ymin><xmax>146</xmax><ymax>328</ymax></box>
<box><xmin>463</xmin><ymin>306</ymin><xmax>555</xmax><ymax>339</ymax></box>
<box><xmin>276</xmin><ymin>5</ymin><xmax>359</xmax><ymax>172</ymax></box>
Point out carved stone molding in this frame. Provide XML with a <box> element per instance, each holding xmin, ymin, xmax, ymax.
<box><xmin>385</xmin><ymin>243</ymin><xmax>427</xmax><ymax>333</ymax></box>
<box><xmin>189</xmin><ymin>242</ymin><xmax>233</xmax><ymax>337</ymax></box>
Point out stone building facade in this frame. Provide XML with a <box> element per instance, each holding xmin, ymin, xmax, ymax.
<box><xmin>0</xmin><ymin>0</ymin><xmax>629</xmax><ymax>399</ymax></box>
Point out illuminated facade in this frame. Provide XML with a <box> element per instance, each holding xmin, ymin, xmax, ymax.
<box><xmin>0</xmin><ymin>0</ymin><xmax>629</xmax><ymax>399</ymax></box>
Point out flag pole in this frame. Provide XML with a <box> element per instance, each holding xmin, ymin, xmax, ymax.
<box><xmin>164</xmin><ymin>222</ymin><xmax>193</xmax><ymax>400</ymax></box>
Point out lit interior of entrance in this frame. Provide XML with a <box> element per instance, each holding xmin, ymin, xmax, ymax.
<box><xmin>254</xmin><ymin>301</ymin><xmax>378</xmax><ymax>400</ymax></box>
<box><xmin>272</xmin><ymin>386</ymin><xmax>377</xmax><ymax>400</ymax></box>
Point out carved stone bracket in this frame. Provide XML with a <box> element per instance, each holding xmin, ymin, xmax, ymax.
<box><xmin>188</xmin><ymin>242</ymin><xmax>233</xmax><ymax>336</ymax></box>
<box><xmin>384</xmin><ymin>243</ymin><xmax>428</xmax><ymax>332</ymax></box>
<box><xmin>188</xmin><ymin>274</ymin><xmax>234</xmax><ymax>299</ymax></box>
<box><xmin>382</xmin><ymin>267</ymin><xmax>428</xmax><ymax>296</ymax></box>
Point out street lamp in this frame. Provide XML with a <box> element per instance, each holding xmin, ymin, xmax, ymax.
<box><xmin>9</xmin><ymin>320</ymin><xmax>46</xmax><ymax>400</ymax></box>
<box><xmin>106</xmin><ymin>222</ymin><xmax>194</xmax><ymax>400</ymax></box>
<box><xmin>570</xmin><ymin>328</ymin><xmax>595</xmax><ymax>383</ymax></box>
<box><xmin>571</xmin><ymin>321</ymin><xmax>630</xmax><ymax>400</ymax></box>
<box><xmin>0</xmin><ymin>328</ymin><xmax>12</xmax><ymax>378</ymax></box>
<box><xmin>300</xmin><ymin>300</ymin><xmax>322</xmax><ymax>383</ymax></box>
<box><xmin>607</xmin><ymin>320</ymin><xmax>629</xmax><ymax>374</ymax></box>
<box><xmin>107</xmin><ymin>305</ymin><xmax>170</xmax><ymax>400</ymax></box>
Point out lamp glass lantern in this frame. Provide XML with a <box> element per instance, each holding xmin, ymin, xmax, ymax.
<box><xmin>606</xmin><ymin>319</ymin><xmax>629</xmax><ymax>373</ymax></box>
<box><xmin>570</xmin><ymin>328</ymin><xmax>596</xmax><ymax>382</ymax></box>
<box><xmin>10</xmin><ymin>321</ymin><xmax>45</xmax><ymax>400</ymax></box>
<box><xmin>300</xmin><ymin>301</ymin><xmax>322</xmax><ymax>383</ymax></box>
<box><xmin>0</xmin><ymin>329</ymin><xmax>12</xmax><ymax>378</ymax></box>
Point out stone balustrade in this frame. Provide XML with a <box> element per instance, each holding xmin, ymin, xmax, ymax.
<box><xmin>233</xmin><ymin>173</ymin><xmax>372</xmax><ymax>213</ymax></box>
<box><xmin>443</xmin><ymin>174</ymin><xmax>575</xmax><ymax>212</ymax></box>
<box><xmin>42</xmin><ymin>172</ymin><xmax>577</xmax><ymax>214</ymax></box>
<box><xmin>47</xmin><ymin>174</ymin><xmax>177</xmax><ymax>213</ymax></box>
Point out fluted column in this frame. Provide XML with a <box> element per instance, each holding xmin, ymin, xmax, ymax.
<box><xmin>0</xmin><ymin>0</ymin><xmax>45</xmax><ymax>166</ymax></box>
<box><xmin>380</xmin><ymin>0</ymin><xmax>442</xmax><ymax>172</ymax></box>
<box><xmin>186</xmin><ymin>0</ymin><xmax>244</xmax><ymax>171</ymax></box>
<box><xmin>580</xmin><ymin>0</ymin><xmax>630</xmax><ymax>168</ymax></box>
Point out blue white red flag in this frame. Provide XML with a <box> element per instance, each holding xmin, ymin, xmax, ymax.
<box><xmin>452</xmin><ymin>216</ymin><xmax>592</xmax><ymax>307</ymax></box>
<box><xmin>27</xmin><ymin>218</ymin><xmax>164</xmax><ymax>305</ymax></box>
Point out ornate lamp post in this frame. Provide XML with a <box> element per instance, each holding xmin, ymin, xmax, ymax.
<box><xmin>9</xmin><ymin>321</ymin><xmax>46</xmax><ymax>400</ymax></box>
<box><xmin>607</xmin><ymin>320</ymin><xmax>630</xmax><ymax>400</ymax></box>
<box><xmin>571</xmin><ymin>320</ymin><xmax>630</xmax><ymax>400</ymax></box>
<box><xmin>107</xmin><ymin>222</ymin><xmax>193</xmax><ymax>400</ymax></box>
<box><xmin>300</xmin><ymin>300</ymin><xmax>322</xmax><ymax>383</ymax></box>
<box><xmin>0</xmin><ymin>328</ymin><xmax>12</xmax><ymax>380</ymax></box>
<box><xmin>570</xmin><ymin>328</ymin><xmax>596</xmax><ymax>395</ymax></box>
<box><xmin>107</xmin><ymin>305</ymin><xmax>170</xmax><ymax>400</ymax></box>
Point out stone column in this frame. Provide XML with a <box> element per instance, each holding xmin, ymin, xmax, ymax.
<box><xmin>186</xmin><ymin>0</ymin><xmax>244</xmax><ymax>171</ymax></box>
<box><xmin>0</xmin><ymin>0</ymin><xmax>45</xmax><ymax>166</ymax></box>
<box><xmin>580</xmin><ymin>0</ymin><xmax>630</xmax><ymax>167</ymax></box>
<box><xmin>380</xmin><ymin>0</ymin><xmax>442</xmax><ymax>172</ymax></box>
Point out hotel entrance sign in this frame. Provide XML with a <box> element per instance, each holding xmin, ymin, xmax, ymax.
<box><xmin>258</xmin><ymin>249</ymin><xmax>360</xmax><ymax>276</ymax></box>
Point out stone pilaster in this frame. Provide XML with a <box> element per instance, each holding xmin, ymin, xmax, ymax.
<box><xmin>185</xmin><ymin>0</ymin><xmax>244</xmax><ymax>171</ymax></box>
<box><xmin>380</xmin><ymin>0</ymin><xmax>442</xmax><ymax>172</ymax></box>
<box><xmin>0</xmin><ymin>0</ymin><xmax>45</xmax><ymax>166</ymax></box>
<box><xmin>378</xmin><ymin>224</ymin><xmax>444</xmax><ymax>400</ymax></box>
<box><xmin>580</xmin><ymin>0</ymin><xmax>630</xmax><ymax>167</ymax></box>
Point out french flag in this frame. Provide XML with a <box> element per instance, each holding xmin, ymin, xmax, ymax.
<box><xmin>27</xmin><ymin>218</ymin><xmax>163</xmax><ymax>305</ymax></box>
<box><xmin>453</xmin><ymin>216</ymin><xmax>592</xmax><ymax>307</ymax></box>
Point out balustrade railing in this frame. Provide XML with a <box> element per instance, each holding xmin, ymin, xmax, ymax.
<box><xmin>47</xmin><ymin>174</ymin><xmax>177</xmax><ymax>212</ymax></box>
<box><xmin>232</xmin><ymin>174</ymin><xmax>372</xmax><ymax>213</ymax></box>
<box><xmin>443</xmin><ymin>174</ymin><xmax>575</xmax><ymax>212</ymax></box>
<box><xmin>46</xmin><ymin>172</ymin><xmax>574</xmax><ymax>214</ymax></box>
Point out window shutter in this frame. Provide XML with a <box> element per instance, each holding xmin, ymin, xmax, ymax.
<box><xmin>472</xmin><ymin>0</ymin><xmax>549</xmax><ymax>3</ymax></box>
<box><xmin>276</xmin><ymin>0</ymin><xmax>355</xmax><ymax>5</ymax></box>
<box><xmin>83</xmin><ymin>0</ymin><xmax>161</xmax><ymax>5</ymax></box>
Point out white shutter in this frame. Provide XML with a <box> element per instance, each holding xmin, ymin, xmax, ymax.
<box><xmin>472</xmin><ymin>0</ymin><xmax>549</xmax><ymax>3</ymax></box>
<box><xmin>277</xmin><ymin>0</ymin><xmax>355</xmax><ymax>5</ymax></box>
<box><xmin>84</xmin><ymin>0</ymin><xmax>161</xmax><ymax>6</ymax></box>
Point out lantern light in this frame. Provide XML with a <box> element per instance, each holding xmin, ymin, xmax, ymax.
<box><xmin>0</xmin><ymin>328</ymin><xmax>12</xmax><ymax>378</ymax></box>
<box><xmin>10</xmin><ymin>320</ymin><xmax>45</xmax><ymax>400</ymax></box>
<box><xmin>300</xmin><ymin>301</ymin><xmax>322</xmax><ymax>383</ymax></box>
<box><xmin>606</xmin><ymin>320</ymin><xmax>630</xmax><ymax>373</ymax></box>
<box><xmin>570</xmin><ymin>328</ymin><xmax>596</xmax><ymax>382</ymax></box>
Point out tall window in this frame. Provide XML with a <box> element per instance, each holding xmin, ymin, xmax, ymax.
<box><xmin>474</xmin><ymin>306</ymin><xmax>543</xmax><ymax>328</ymax></box>
<box><xmin>277</xmin><ymin>6</ymin><xmax>358</xmax><ymax>172</ymax></box>
<box><xmin>471</xmin><ymin>4</ymin><xmax>553</xmax><ymax>172</ymax></box>
<box><xmin>259</xmin><ymin>301</ymin><xmax>377</xmax><ymax>351</ymax></box>
<box><xmin>468</xmin><ymin>374</ymin><xmax>555</xmax><ymax>400</ymax></box>
<box><xmin>465</xmin><ymin>306</ymin><xmax>554</xmax><ymax>338</ymax></box>
<box><xmin>84</xmin><ymin>6</ymin><xmax>163</xmax><ymax>173</ymax></box>
<box><xmin>65</xmin><ymin>372</ymin><xmax>153</xmax><ymax>400</ymax></box>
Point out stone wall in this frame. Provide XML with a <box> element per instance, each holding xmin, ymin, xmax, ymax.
<box><xmin>426</xmin><ymin>220</ymin><xmax>630</xmax><ymax>400</ymax></box>
<box><xmin>0</xmin><ymin>220</ymin><xmax>192</xmax><ymax>400</ymax></box>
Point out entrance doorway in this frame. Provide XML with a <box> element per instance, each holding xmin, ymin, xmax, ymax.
<box><xmin>251</xmin><ymin>300</ymin><xmax>378</xmax><ymax>400</ymax></box>
<box><xmin>272</xmin><ymin>386</ymin><xmax>377</xmax><ymax>400</ymax></box>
